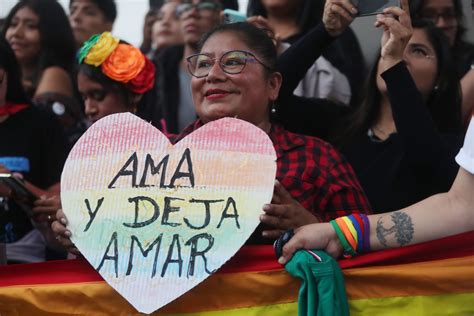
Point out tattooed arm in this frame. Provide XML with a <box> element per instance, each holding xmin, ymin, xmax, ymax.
<box><xmin>278</xmin><ymin>167</ymin><xmax>474</xmax><ymax>262</ymax></box>
<box><xmin>370</xmin><ymin>168</ymin><xmax>473</xmax><ymax>250</ymax></box>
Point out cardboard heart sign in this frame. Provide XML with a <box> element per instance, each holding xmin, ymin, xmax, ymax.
<box><xmin>61</xmin><ymin>113</ymin><xmax>276</xmax><ymax>314</ymax></box>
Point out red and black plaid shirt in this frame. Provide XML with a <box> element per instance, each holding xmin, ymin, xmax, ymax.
<box><xmin>174</xmin><ymin>120</ymin><xmax>371</xmax><ymax>223</ymax></box>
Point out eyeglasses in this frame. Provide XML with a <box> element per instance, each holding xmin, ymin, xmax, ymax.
<box><xmin>403</xmin><ymin>45</ymin><xmax>436</xmax><ymax>61</ymax></box>
<box><xmin>175</xmin><ymin>1</ymin><xmax>221</xmax><ymax>17</ymax></box>
<box><xmin>421</xmin><ymin>10</ymin><xmax>457</xmax><ymax>24</ymax></box>
<box><xmin>186</xmin><ymin>50</ymin><xmax>272</xmax><ymax>78</ymax></box>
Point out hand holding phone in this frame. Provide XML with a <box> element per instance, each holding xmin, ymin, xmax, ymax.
<box><xmin>375</xmin><ymin>0</ymin><xmax>412</xmax><ymax>69</ymax></box>
<box><xmin>323</xmin><ymin>0</ymin><xmax>357</xmax><ymax>37</ymax></box>
<box><xmin>0</xmin><ymin>173</ymin><xmax>38</xmax><ymax>217</ymax></box>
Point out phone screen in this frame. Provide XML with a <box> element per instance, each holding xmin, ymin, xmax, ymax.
<box><xmin>223</xmin><ymin>9</ymin><xmax>247</xmax><ymax>24</ymax></box>
<box><xmin>352</xmin><ymin>0</ymin><xmax>400</xmax><ymax>16</ymax></box>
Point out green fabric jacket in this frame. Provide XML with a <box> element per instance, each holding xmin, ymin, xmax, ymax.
<box><xmin>285</xmin><ymin>250</ymin><xmax>349</xmax><ymax>316</ymax></box>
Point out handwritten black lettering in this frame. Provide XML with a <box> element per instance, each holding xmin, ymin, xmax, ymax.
<box><xmin>83</xmin><ymin>197</ymin><xmax>104</xmax><ymax>232</ymax></box>
<box><xmin>123</xmin><ymin>196</ymin><xmax>160</xmax><ymax>228</ymax></box>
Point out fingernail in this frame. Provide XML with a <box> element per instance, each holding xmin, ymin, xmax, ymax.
<box><xmin>278</xmin><ymin>257</ymin><xmax>286</xmax><ymax>265</ymax></box>
<box><xmin>262</xmin><ymin>231</ymin><xmax>268</xmax><ymax>237</ymax></box>
<box><xmin>60</xmin><ymin>217</ymin><xmax>67</xmax><ymax>225</ymax></box>
<box><xmin>351</xmin><ymin>7</ymin><xmax>357</xmax><ymax>14</ymax></box>
<box><xmin>65</xmin><ymin>230</ymin><xmax>72</xmax><ymax>237</ymax></box>
<box><xmin>263</xmin><ymin>204</ymin><xmax>271</xmax><ymax>211</ymax></box>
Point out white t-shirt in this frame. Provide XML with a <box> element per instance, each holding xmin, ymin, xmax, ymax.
<box><xmin>456</xmin><ymin>117</ymin><xmax>474</xmax><ymax>174</ymax></box>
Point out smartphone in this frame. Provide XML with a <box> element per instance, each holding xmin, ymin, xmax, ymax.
<box><xmin>223</xmin><ymin>9</ymin><xmax>247</xmax><ymax>24</ymax></box>
<box><xmin>0</xmin><ymin>173</ymin><xmax>38</xmax><ymax>217</ymax></box>
<box><xmin>352</xmin><ymin>0</ymin><xmax>400</xmax><ymax>17</ymax></box>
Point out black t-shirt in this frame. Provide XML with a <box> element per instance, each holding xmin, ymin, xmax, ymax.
<box><xmin>0</xmin><ymin>106</ymin><xmax>68</xmax><ymax>243</ymax></box>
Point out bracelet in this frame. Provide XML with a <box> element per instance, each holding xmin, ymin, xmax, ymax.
<box><xmin>341</xmin><ymin>217</ymin><xmax>358</xmax><ymax>244</ymax></box>
<box><xmin>330</xmin><ymin>220</ymin><xmax>356</xmax><ymax>256</ymax></box>
<box><xmin>336</xmin><ymin>217</ymin><xmax>357</xmax><ymax>251</ymax></box>
<box><xmin>348</xmin><ymin>215</ymin><xmax>363</xmax><ymax>253</ymax></box>
<box><xmin>361</xmin><ymin>214</ymin><xmax>371</xmax><ymax>252</ymax></box>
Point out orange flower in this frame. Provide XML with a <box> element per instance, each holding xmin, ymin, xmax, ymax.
<box><xmin>126</xmin><ymin>57</ymin><xmax>155</xmax><ymax>94</ymax></box>
<box><xmin>101</xmin><ymin>44</ymin><xmax>145</xmax><ymax>83</ymax></box>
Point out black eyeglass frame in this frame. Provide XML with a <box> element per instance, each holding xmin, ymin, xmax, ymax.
<box><xmin>175</xmin><ymin>1</ymin><xmax>222</xmax><ymax>17</ymax></box>
<box><xmin>186</xmin><ymin>49</ymin><xmax>273</xmax><ymax>78</ymax></box>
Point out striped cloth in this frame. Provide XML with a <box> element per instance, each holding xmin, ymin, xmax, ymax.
<box><xmin>0</xmin><ymin>231</ymin><xmax>473</xmax><ymax>315</ymax></box>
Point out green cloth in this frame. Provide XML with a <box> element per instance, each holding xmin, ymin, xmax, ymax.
<box><xmin>285</xmin><ymin>250</ymin><xmax>349</xmax><ymax>316</ymax></box>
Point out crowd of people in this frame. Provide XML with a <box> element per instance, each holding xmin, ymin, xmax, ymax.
<box><xmin>0</xmin><ymin>0</ymin><xmax>472</xmax><ymax>272</ymax></box>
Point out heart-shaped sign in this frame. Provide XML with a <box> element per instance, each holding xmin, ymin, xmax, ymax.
<box><xmin>61</xmin><ymin>113</ymin><xmax>276</xmax><ymax>314</ymax></box>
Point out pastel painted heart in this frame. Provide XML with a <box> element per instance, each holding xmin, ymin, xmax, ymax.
<box><xmin>60</xmin><ymin>113</ymin><xmax>277</xmax><ymax>314</ymax></box>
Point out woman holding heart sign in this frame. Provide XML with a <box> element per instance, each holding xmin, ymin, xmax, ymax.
<box><xmin>181</xmin><ymin>22</ymin><xmax>371</xmax><ymax>244</ymax></box>
<box><xmin>52</xmin><ymin>23</ymin><xmax>371</xmax><ymax>250</ymax></box>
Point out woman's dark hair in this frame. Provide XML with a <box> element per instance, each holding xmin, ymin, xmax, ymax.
<box><xmin>69</xmin><ymin>0</ymin><xmax>117</xmax><ymax>23</ymax></box>
<box><xmin>78</xmin><ymin>63</ymin><xmax>136</xmax><ymax>109</ymax></box>
<box><xmin>247</xmin><ymin>0</ymin><xmax>324</xmax><ymax>37</ymax></box>
<box><xmin>410</xmin><ymin>0</ymin><xmax>465</xmax><ymax>46</ymax></box>
<box><xmin>335</xmin><ymin>19</ymin><xmax>461</xmax><ymax>146</ymax></box>
<box><xmin>198</xmin><ymin>22</ymin><xmax>278</xmax><ymax>73</ymax></box>
<box><xmin>2</xmin><ymin>0</ymin><xmax>76</xmax><ymax>89</ymax></box>
<box><xmin>0</xmin><ymin>36</ymin><xmax>29</xmax><ymax>104</ymax></box>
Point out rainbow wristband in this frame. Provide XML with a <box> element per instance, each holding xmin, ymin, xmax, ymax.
<box><xmin>348</xmin><ymin>215</ymin><xmax>363</xmax><ymax>253</ymax></box>
<box><xmin>342</xmin><ymin>216</ymin><xmax>358</xmax><ymax>244</ymax></box>
<box><xmin>336</xmin><ymin>217</ymin><xmax>357</xmax><ymax>252</ymax></box>
<box><xmin>361</xmin><ymin>214</ymin><xmax>371</xmax><ymax>252</ymax></box>
<box><xmin>330</xmin><ymin>220</ymin><xmax>356</xmax><ymax>256</ymax></box>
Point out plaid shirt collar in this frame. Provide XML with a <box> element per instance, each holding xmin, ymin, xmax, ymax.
<box><xmin>175</xmin><ymin>119</ymin><xmax>305</xmax><ymax>158</ymax></box>
<box><xmin>269</xmin><ymin>123</ymin><xmax>305</xmax><ymax>159</ymax></box>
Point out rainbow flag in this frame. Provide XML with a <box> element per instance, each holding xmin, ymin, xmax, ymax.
<box><xmin>0</xmin><ymin>232</ymin><xmax>473</xmax><ymax>315</ymax></box>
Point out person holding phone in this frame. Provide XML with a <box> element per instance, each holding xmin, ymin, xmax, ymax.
<box><xmin>247</xmin><ymin>0</ymin><xmax>365</xmax><ymax>107</ymax></box>
<box><xmin>274</xmin><ymin>0</ymin><xmax>463</xmax><ymax>215</ymax></box>
<box><xmin>0</xmin><ymin>37</ymin><xmax>68</xmax><ymax>264</ymax></box>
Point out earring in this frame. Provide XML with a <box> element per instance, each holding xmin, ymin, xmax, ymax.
<box><xmin>271</xmin><ymin>102</ymin><xmax>277</xmax><ymax>114</ymax></box>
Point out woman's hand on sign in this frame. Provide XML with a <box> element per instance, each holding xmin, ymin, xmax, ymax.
<box><xmin>33</xmin><ymin>195</ymin><xmax>61</xmax><ymax>224</ymax></box>
<box><xmin>260</xmin><ymin>180</ymin><xmax>319</xmax><ymax>239</ymax></box>
<box><xmin>323</xmin><ymin>0</ymin><xmax>357</xmax><ymax>37</ymax></box>
<box><xmin>277</xmin><ymin>222</ymin><xmax>343</xmax><ymax>264</ymax></box>
<box><xmin>51</xmin><ymin>208</ymin><xmax>81</xmax><ymax>255</ymax></box>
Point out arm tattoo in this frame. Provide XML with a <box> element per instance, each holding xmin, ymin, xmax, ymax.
<box><xmin>376</xmin><ymin>211</ymin><xmax>414</xmax><ymax>248</ymax></box>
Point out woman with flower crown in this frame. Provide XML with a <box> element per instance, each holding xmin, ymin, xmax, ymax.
<box><xmin>31</xmin><ymin>32</ymin><xmax>156</xmax><ymax>257</ymax></box>
<box><xmin>75</xmin><ymin>32</ymin><xmax>156</xmax><ymax>123</ymax></box>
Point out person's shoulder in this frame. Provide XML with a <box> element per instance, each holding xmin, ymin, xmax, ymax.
<box><xmin>21</xmin><ymin>105</ymin><xmax>60</xmax><ymax>123</ymax></box>
<box><xmin>8</xmin><ymin>106</ymin><xmax>55</xmax><ymax>129</ymax></box>
<box><xmin>274</xmin><ymin>124</ymin><xmax>337</xmax><ymax>153</ymax></box>
<box><xmin>35</xmin><ymin>66</ymin><xmax>74</xmax><ymax>98</ymax></box>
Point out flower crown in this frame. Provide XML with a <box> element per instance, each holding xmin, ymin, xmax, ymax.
<box><xmin>78</xmin><ymin>32</ymin><xmax>155</xmax><ymax>94</ymax></box>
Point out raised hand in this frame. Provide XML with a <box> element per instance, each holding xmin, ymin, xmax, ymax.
<box><xmin>323</xmin><ymin>0</ymin><xmax>358</xmax><ymax>37</ymax></box>
<box><xmin>375</xmin><ymin>0</ymin><xmax>412</xmax><ymax>71</ymax></box>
